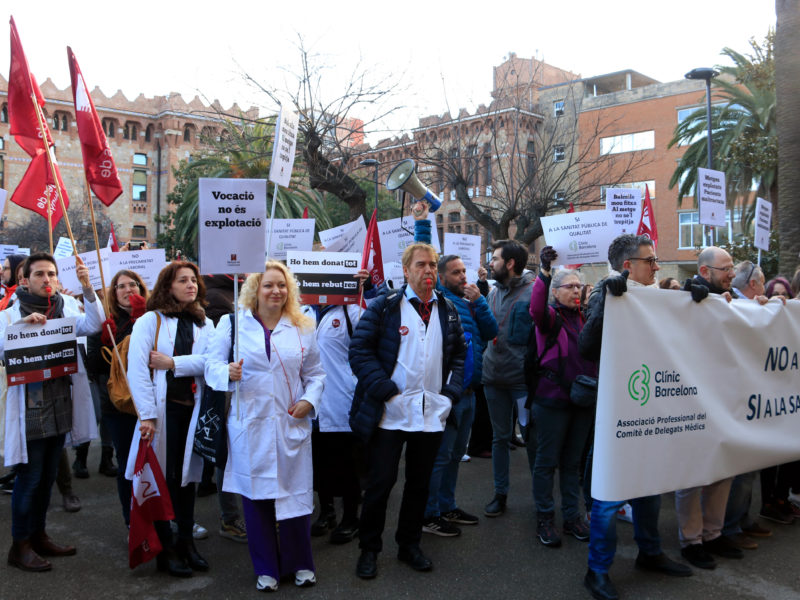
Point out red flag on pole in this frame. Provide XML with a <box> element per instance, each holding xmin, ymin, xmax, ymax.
<box><xmin>361</xmin><ymin>208</ymin><xmax>385</xmax><ymax>288</ymax></box>
<box><xmin>107</xmin><ymin>222</ymin><xmax>120</xmax><ymax>252</ymax></box>
<box><xmin>129</xmin><ymin>440</ymin><xmax>174</xmax><ymax>569</ymax></box>
<box><xmin>10</xmin><ymin>151</ymin><xmax>69</xmax><ymax>230</ymax></box>
<box><xmin>637</xmin><ymin>184</ymin><xmax>658</xmax><ymax>250</ymax></box>
<box><xmin>67</xmin><ymin>47</ymin><xmax>123</xmax><ymax>207</ymax></box>
<box><xmin>565</xmin><ymin>202</ymin><xmax>583</xmax><ymax>270</ymax></box>
<box><xmin>8</xmin><ymin>17</ymin><xmax>53</xmax><ymax>158</ymax></box>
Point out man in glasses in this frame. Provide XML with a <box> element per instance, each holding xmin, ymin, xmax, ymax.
<box><xmin>693</xmin><ymin>246</ymin><xmax>735</xmax><ymax>299</ymax></box>
<box><xmin>731</xmin><ymin>261</ymin><xmax>768</xmax><ymax>304</ymax></box>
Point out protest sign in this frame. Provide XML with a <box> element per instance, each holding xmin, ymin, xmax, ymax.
<box><xmin>605</xmin><ymin>188</ymin><xmax>641</xmax><ymax>236</ymax></box>
<box><xmin>0</xmin><ymin>245</ymin><xmax>18</xmax><ymax>260</ymax></box>
<box><xmin>5</xmin><ymin>317</ymin><xmax>78</xmax><ymax>385</ymax></box>
<box><xmin>198</xmin><ymin>178</ymin><xmax>267</xmax><ymax>274</ymax></box>
<box><xmin>53</xmin><ymin>236</ymin><xmax>74</xmax><ymax>259</ymax></box>
<box><xmin>56</xmin><ymin>247</ymin><xmax>110</xmax><ymax>291</ymax></box>
<box><xmin>377</xmin><ymin>216</ymin><xmax>441</xmax><ymax>265</ymax></box>
<box><xmin>108</xmin><ymin>249</ymin><xmax>167</xmax><ymax>290</ymax></box>
<box><xmin>383</xmin><ymin>261</ymin><xmax>405</xmax><ymax>289</ymax></box>
<box><xmin>754</xmin><ymin>197</ymin><xmax>772</xmax><ymax>251</ymax></box>
<box><xmin>593</xmin><ymin>287</ymin><xmax>800</xmax><ymax>502</ymax></box>
<box><xmin>0</xmin><ymin>188</ymin><xmax>6</xmax><ymax>219</ymax></box>
<box><xmin>266</xmin><ymin>218</ymin><xmax>315</xmax><ymax>260</ymax></box>
<box><xmin>269</xmin><ymin>109</ymin><xmax>299</xmax><ymax>188</ymax></box>
<box><xmin>697</xmin><ymin>167</ymin><xmax>727</xmax><ymax>227</ymax></box>
<box><xmin>287</xmin><ymin>251</ymin><xmax>361</xmax><ymax>305</ymax></box>
<box><xmin>541</xmin><ymin>210</ymin><xmax>616</xmax><ymax>266</ymax></box>
<box><xmin>443</xmin><ymin>233</ymin><xmax>482</xmax><ymax>282</ymax></box>
<box><xmin>319</xmin><ymin>217</ymin><xmax>367</xmax><ymax>253</ymax></box>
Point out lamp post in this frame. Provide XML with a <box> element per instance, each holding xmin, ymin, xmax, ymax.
<box><xmin>685</xmin><ymin>67</ymin><xmax>719</xmax><ymax>245</ymax></box>
<box><xmin>360</xmin><ymin>158</ymin><xmax>380</xmax><ymax>212</ymax></box>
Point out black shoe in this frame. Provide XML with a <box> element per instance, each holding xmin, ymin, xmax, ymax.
<box><xmin>635</xmin><ymin>552</ymin><xmax>693</xmax><ymax>577</ymax></box>
<box><xmin>422</xmin><ymin>516</ymin><xmax>461</xmax><ymax>537</ymax></box>
<box><xmin>536</xmin><ymin>516</ymin><xmax>562</xmax><ymax>547</ymax></box>
<box><xmin>703</xmin><ymin>536</ymin><xmax>744</xmax><ymax>559</ymax></box>
<box><xmin>484</xmin><ymin>494</ymin><xmax>507</xmax><ymax>517</ymax></box>
<box><xmin>98</xmin><ymin>447</ymin><xmax>118</xmax><ymax>477</ymax></box>
<box><xmin>510</xmin><ymin>435</ymin><xmax>526</xmax><ymax>448</ymax></box>
<box><xmin>329</xmin><ymin>519</ymin><xmax>359</xmax><ymax>545</ymax></box>
<box><xmin>442</xmin><ymin>508</ymin><xmax>479</xmax><ymax>525</ymax></box>
<box><xmin>356</xmin><ymin>550</ymin><xmax>378</xmax><ymax>579</ymax></box>
<box><xmin>175</xmin><ymin>538</ymin><xmax>209</xmax><ymax>571</ymax></box>
<box><xmin>156</xmin><ymin>548</ymin><xmax>193</xmax><ymax>577</ymax></box>
<box><xmin>311</xmin><ymin>510</ymin><xmax>336</xmax><ymax>537</ymax></box>
<box><xmin>72</xmin><ymin>458</ymin><xmax>89</xmax><ymax>479</ymax></box>
<box><xmin>583</xmin><ymin>569</ymin><xmax>618</xmax><ymax>600</ymax></box>
<box><xmin>680</xmin><ymin>544</ymin><xmax>716</xmax><ymax>570</ymax></box>
<box><xmin>397</xmin><ymin>545</ymin><xmax>432</xmax><ymax>571</ymax></box>
<box><xmin>196</xmin><ymin>482</ymin><xmax>217</xmax><ymax>498</ymax></box>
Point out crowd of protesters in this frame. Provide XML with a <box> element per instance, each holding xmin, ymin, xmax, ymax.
<box><xmin>1</xmin><ymin>224</ymin><xmax>799</xmax><ymax>599</ymax></box>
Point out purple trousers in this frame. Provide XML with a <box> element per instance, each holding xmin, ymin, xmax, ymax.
<box><xmin>241</xmin><ymin>497</ymin><xmax>315</xmax><ymax>579</ymax></box>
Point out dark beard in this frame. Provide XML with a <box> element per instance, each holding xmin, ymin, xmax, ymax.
<box><xmin>444</xmin><ymin>280</ymin><xmax>465</xmax><ymax>297</ymax></box>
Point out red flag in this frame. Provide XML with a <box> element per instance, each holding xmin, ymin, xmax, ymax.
<box><xmin>8</xmin><ymin>17</ymin><xmax>53</xmax><ymax>158</ymax></box>
<box><xmin>565</xmin><ymin>202</ymin><xmax>583</xmax><ymax>270</ymax></box>
<box><xmin>302</xmin><ymin>206</ymin><xmax>309</xmax><ymax>219</ymax></box>
<box><xmin>107</xmin><ymin>222</ymin><xmax>120</xmax><ymax>252</ymax></box>
<box><xmin>637</xmin><ymin>184</ymin><xmax>658</xmax><ymax>250</ymax></box>
<box><xmin>361</xmin><ymin>209</ymin><xmax>385</xmax><ymax>289</ymax></box>
<box><xmin>67</xmin><ymin>48</ymin><xmax>123</xmax><ymax>206</ymax></box>
<box><xmin>10</xmin><ymin>151</ymin><xmax>69</xmax><ymax>230</ymax></box>
<box><xmin>129</xmin><ymin>440</ymin><xmax>174</xmax><ymax>569</ymax></box>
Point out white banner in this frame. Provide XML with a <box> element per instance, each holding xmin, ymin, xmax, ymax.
<box><xmin>269</xmin><ymin>108</ymin><xmax>299</xmax><ymax>188</ymax></box>
<box><xmin>377</xmin><ymin>216</ymin><xmax>441</xmax><ymax>265</ymax></box>
<box><xmin>319</xmin><ymin>217</ymin><xmax>367</xmax><ymax>253</ymax></box>
<box><xmin>541</xmin><ymin>210</ymin><xmax>616</xmax><ymax>266</ymax></box>
<box><xmin>754</xmin><ymin>197</ymin><xmax>772</xmax><ymax>251</ymax></box>
<box><xmin>697</xmin><ymin>167</ymin><xmax>727</xmax><ymax>227</ymax></box>
<box><xmin>266</xmin><ymin>218</ymin><xmax>315</xmax><ymax>260</ymax></box>
<box><xmin>107</xmin><ymin>249</ymin><xmax>167</xmax><ymax>290</ymax></box>
<box><xmin>198</xmin><ymin>178</ymin><xmax>267</xmax><ymax>274</ymax></box>
<box><xmin>605</xmin><ymin>188</ymin><xmax>641</xmax><ymax>236</ymax></box>
<box><xmin>56</xmin><ymin>247</ymin><xmax>111</xmax><ymax>292</ymax></box>
<box><xmin>443</xmin><ymin>233</ymin><xmax>481</xmax><ymax>282</ymax></box>
<box><xmin>593</xmin><ymin>287</ymin><xmax>800</xmax><ymax>501</ymax></box>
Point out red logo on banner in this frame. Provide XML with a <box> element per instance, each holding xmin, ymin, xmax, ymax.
<box><xmin>399</xmin><ymin>326</ymin><xmax>409</xmax><ymax>336</ymax></box>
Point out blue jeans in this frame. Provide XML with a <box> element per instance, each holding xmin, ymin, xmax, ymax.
<box><xmin>425</xmin><ymin>391</ymin><xmax>475</xmax><ymax>517</ymax></box>
<box><xmin>587</xmin><ymin>495</ymin><xmax>662</xmax><ymax>574</ymax></box>
<box><xmin>484</xmin><ymin>385</ymin><xmax>531</xmax><ymax>496</ymax></box>
<box><xmin>532</xmin><ymin>403</ymin><xmax>593</xmax><ymax>521</ymax></box>
<box><xmin>11</xmin><ymin>434</ymin><xmax>66</xmax><ymax>541</ymax></box>
<box><xmin>723</xmin><ymin>471</ymin><xmax>755</xmax><ymax>536</ymax></box>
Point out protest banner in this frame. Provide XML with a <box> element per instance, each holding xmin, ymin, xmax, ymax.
<box><xmin>266</xmin><ymin>218</ymin><xmax>315</xmax><ymax>260</ymax></box>
<box><xmin>198</xmin><ymin>178</ymin><xmax>267</xmax><ymax>274</ymax></box>
<box><xmin>4</xmin><ymin>317</ymin><xmax>78</xmax><ymax>385</ymax></box>
<box><xmin>697</xmin><ymin>167</ymin><xmax>727</xmax><ymax>227</ymax></box>
<box><xmin>605</xmin><ymin>188</ymin><xmax>641</xmax><ymax>236</ymax></box>
<box><xmin>269</xmin><ymin>108</ymin><xmax>299</xmax><ymax>189</ymax></box>
<box><xmin>56</xmin><ymin>247</ymin><xmax>110</xmax><ymax>291</ymax></box>
<box><xmin>443</xmin><ymin>233</ymin><xmax>482</xmax><ymax>282</ymax></box>
<box><xmin>287</xmin><ymin>251</ymin><xmax>361</xmax><ymax>305</ymax></box>
<box><xmin>377</xmin><ymin>216</ymin><xmax>441</xmax><ymax>265</ymax></box>
<box><xmin>108</xmin><ymin>249</ymin><xmax>167</xmax><ymax>290</ymax></box>
<box><xmin>319</xmin><ymin>216</ymin><xmax>367</xmax><ymax>253</ymax></box>
<box><xmin>592</xmin><ymin>287</ymin><xmax>800</xmax><ymax>502</ymax></box>
<box><xmin>541</xmin><ymin>210</ymin><xmax>616</xmax><ymax>266</ymax></box>
<box><xmin>52</xmin><ymin>236</ymin><xmax>74</xmax><ymax>259</ymax></box>
<box><xmin>754</xmin><ymin>197</ymin><xmax>772</xmax><ymax>252</ymax></box>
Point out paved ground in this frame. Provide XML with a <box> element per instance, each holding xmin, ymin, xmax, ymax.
<box><xmin>1</xmin><ymin>444</ymin><xmax>799</xmax><ymax>600</ymax></box>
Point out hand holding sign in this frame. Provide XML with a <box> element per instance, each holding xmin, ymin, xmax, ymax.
<box><xmin>75</xmin><ymin>256</ymin><xmax>91</xmax><ymax>289</ymax></box>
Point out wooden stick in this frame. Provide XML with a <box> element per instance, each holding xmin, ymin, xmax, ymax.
<box><xmin>84</xmin><ymin>177</ymin><xmax>109</xmax><ymax>316</ymax></box>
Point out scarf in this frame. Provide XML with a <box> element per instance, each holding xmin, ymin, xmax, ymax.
<box><xmin>166</xmin><ymin>312</ymin><xmax>196</xmax><ymax>404</ymax></box>
<box><xmin>15</xmin><ymin>286</ymin><xmax>65</xmax><ymax>319</ymax></box>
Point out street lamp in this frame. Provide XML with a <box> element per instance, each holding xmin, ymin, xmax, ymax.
<box><xmin>360</xmin><ymin>158</ymin><xmax>380</xmax><ymax>211</ymax></box>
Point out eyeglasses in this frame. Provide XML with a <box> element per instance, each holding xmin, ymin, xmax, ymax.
<box><xmin>744</xmin><ymin>263</ymin><xmax>756</xmax><ymax>285</ymax></box>
<box><xmin>629</xmin><ymin>256</ymin><xmax>660</xmax><ymax>267</ymax></box>
<box><xmin>115</xmin><ymin>282</ymin><xmax>140</xmax><ymax>290</ymax></box>
<box><xmin>556</xmin><ymin>283</ymin><xmax>582</xmax><ymax>290</ymax></box>
<box><xmin>706</xmin><ymin>264</ymin><xmax>735</xmax><ymax>273</ymax></box>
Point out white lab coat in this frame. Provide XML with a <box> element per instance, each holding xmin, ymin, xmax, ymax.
<box><xmin>124</xmin><ymin>311</ymin><xmax>213</xmax><ymax>487</ymax></box>
<box><xmin>205</xmin><ymin>310</ymin><xmax>325</xmax><ymax>520</ymax></box>
<box><xmin>315</xmin><ymin>305</ymin><xmax>361</xmax><ymax>432</ymax></box>
<box><xmin>2</xmin><ymin>293</ymin><xmax>102</xmax><ymax>466</ymax></box>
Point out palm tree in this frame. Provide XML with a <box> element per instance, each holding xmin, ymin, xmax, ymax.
<box><xmin>668</xmin><ymin>34</ymin><xmax>776</xmax><ymax>230</ymax></box>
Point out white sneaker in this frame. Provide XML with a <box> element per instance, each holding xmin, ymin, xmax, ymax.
<box><xmin>788</xmin><ymin>488</ymin><xmax>800</xmax><ymax>507</ymax></box>
<box><xmin>460</xmin><ymin>454</ymin><xmax>471</xmax><ymax>462</ymax></box>
<box><xmin>295</xmin><ymin>569</ymin><xmax>316</xmax><ymax>587</ymax></box>
<box><xmin>193</xmin><ymin>522</ymin><xmax>209</xmax><ymax>540</ymax></box>
<box><xmin>256</xmin><ymin>575</ymin><xmax>278</xmax><ymax>592</ymax></box>
<box><xmin>616</xmin><ymin>503</ymin><xmax>633</xmax><ymax>523</ymax></box>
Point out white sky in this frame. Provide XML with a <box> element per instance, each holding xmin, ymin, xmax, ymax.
<box><xmin>4</xmin><ymin>1</ymin><xmax>777</xmax><ymax>143</ymax></box>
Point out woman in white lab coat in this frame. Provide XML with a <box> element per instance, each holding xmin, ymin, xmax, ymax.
<box><xmin>125</xmin><ymin>261</ymin><xmax>213</xmax><ymax>578</ymax></box>
<box><xmin>205</xmin><ymin>260</ymin><xmax>324</xmax><ymax>592</ymax></box>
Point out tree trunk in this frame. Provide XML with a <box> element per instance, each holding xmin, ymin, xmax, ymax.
<box><xmin>776</xmin><ymin>0</ymin><xmax>800</xmax><ymax>275</ymax></box>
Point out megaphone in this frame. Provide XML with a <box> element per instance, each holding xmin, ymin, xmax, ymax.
<box><xmin>385</xmin><ymin>159</ymin><xmax>442</xmax><ymax>213</ymax></box>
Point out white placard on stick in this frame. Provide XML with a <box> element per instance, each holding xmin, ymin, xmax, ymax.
<box><xmin>266</xmin><ymin>218</ymin><xmax>315</xmax><ymax>260</ymax></box>
<box><xmin>4</xmin><ymin>317</ymin><xmax>78</xmax><ymax>386</ymax></box>
<box><xmin>0</xmin><ymin>188</ymin><xmax>7</xmax><ymax>220</ymax></box>
<box><xmin>52</xmin><ymin>237</ymin><xmax>74</xmax><ymax>259</ymax></box>
<box><xmin>269</xmin><ymin>109</ymin><xmax>299</xmax><ymax>188</ymax></box>
<box><xmin>606</xmin><ymin>188</ymin><xmax>642</xmax><ymax>236</ymax></box>
<box><xmin>56</xmin><ymin>247</ymin><xmax>111</xmax><ymax>292</ymax></box>
<box><xmin>198</xmin><ymin>178</ymin><xmax>267</xmax><ymax>274</ymax></box>
<box><xmin>383</xmin><ymin>261</ymin><xmax>405</xmax><ymax>289</ymax></box>
<box><xmin>541</xmin><ymin>210</ymin><xmax>616</xmax><ymax>266</ymax></box>
<box><xmin>108</xmin><ymin>249</ymin><xmax>167</xmax><ymax>290</ymax></box>
<box><xmin>287</xmin><ymin>251</ymin><xmax>361</xmax><ymax>305</ymax></box>
<box><xmin>0</xmin><ymin>245</ymin><xmax>18</xmax><ymax>260</ymax></box>
<box><xmin>443</xmin><ymin>233</ymin><xmax>482</xmax><ymax>282</ymax></box>
<box><xmin>754</xmin><ymin>197</ymin><xmax>772</xmax><ymax>252</ymax></box>
<box><xmin>319</xmin><ymin>217</ymin><xmax>367</xmax><ymax>253</ymax></box>
<box><xmin>377</xmin><ymin>216</ymin><xmax>441</xmax><ymax>265</ymax></box>
<box><xmin>697</xmin><ymin>168</ymin><xmax>727</xmax><ymax>227</ymax></box>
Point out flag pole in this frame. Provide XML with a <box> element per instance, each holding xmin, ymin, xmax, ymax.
<box><xmin>84</xmin><ymin>177</ymin><xmax>109</xmax><ymax>315</ymax></box>
<box><xmin>233</xmin><ymin>276</ymin><xmax>240</xmax><ymax>418</ymax></box>
<box><xmin>30</xmin><ymin>93</ymin><xmax>78</xmax><ymax>257</ymax></box>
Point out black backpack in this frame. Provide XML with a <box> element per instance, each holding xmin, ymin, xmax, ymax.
<box><xmin>524</xmin><ymin>311</ymin><xmax>563</xmax><ymax>409</ymax></box>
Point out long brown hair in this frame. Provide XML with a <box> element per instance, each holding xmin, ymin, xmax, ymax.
<box><xmin>107</xmin><ymin>270</ymin><xmax>148</xmax><ymax>320</ymax></box>
<box><xmin>146</xmin><ymin>261</ymin><xmax>207</xmax><ymax>324</ymax></box>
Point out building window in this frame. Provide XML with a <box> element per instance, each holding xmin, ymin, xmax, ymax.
<box><xmin>133</xmin><ymin>153</ymin><xmax>147</xmax><ymax>166</ymax></box>
<box><xmin>600</xmin><ymin>131</ymin><xmax>655</xmax><ymax>155</ymax></box>
<box><xmin>0</xmin><ymin>156</ymin><xmax>4</xmax><ymax>189</ymax></box>
<box><xmin>678</xmin><ymin>209</ymin><xmax>741</xmax><ymax>249</ymax></box>
<box><xmin>554</xmin><ymin>190</ymin><xmax>567</xmax><ymax>205</ymax></box>
<box><xmin>103</xmin><ymin>118</ymin><xmax>116</xmax><ymax>138</ymax></box>
<box><xmin>554</xmin><ymin>100</ymin><xmax>565</xmax><ymax>117</ymax></box>
<box><xmin>1</xmin><ymin>105</ymin><xmax>7</xmax><ymax>123</ymax></box>
<box><xmin>145</xmin><ymin>125</ymin><xmax>153</xmax><ymax>143</ymax></box>
<box><xmin>484</xmin><ymin>150</ymin><xmax>492</xmax><ymax>186</ymax></box>
<box><xmin>131</xmin><ymin>226</ymin><xmax>147</xmax><ymax>239</ymax></box>
<box><xmin>184</xmin><ymin>126</ymin><xmax>192</xmax><ymax>143</ymax></box>
<box><xmin>132</xmin><ymin>169</ymin><xmax>147</xmax><ymax>202</ymax></box>
<box><xmin>526</xmin><ymin>141</ymin><xmax>536</xmax><ymax>175</ymax></box>
<box><xmin>554</xmin><ymin>145</ymin><xmax>566</xmax><ymax>163</ymax></box>
<box><xmin>61</xmin><ymin>115</ymin><xmax>68</xmax><ymax>131</ymax></box>
<box><xmin>0</xmin><ymin>138</ymin><xmax>4</xmax><ymax>150</ymax></box>
<box><xmin>449</xmin><ymin>211</ymin><xmax>460</xmax><ymax>223</ymax></box>
<box><xmin>53</xmin><ymin>115</ymin><xmax>59</xmax><ymax>130</ymax></box>
<box><xmin>124</xmin><ymin>122</ymin><xmax>139</xmax><ymax>140</ymax></box>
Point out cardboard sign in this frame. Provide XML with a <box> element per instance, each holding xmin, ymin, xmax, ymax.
<box><xmin>377</xmin><ymin>216</ymin><xmax>441</xmax><ymax>265</ymax></box>
<box><xmin>266</xmin><ymin>218</ymin><xmax>315</xmax><ymax>260</ymax></box>
<box><xmin>108</xmin><ymin>249</ymin><xmax>167</xmax><ymax>290</ymax></box>
<box><xmin>697</xmin><ymin>168</ymin><xmax>727</xmax><ymax>227</ymax></box>
<box><xmin>443</xmin><ymin>233</ymin><xmax>482</xmax><ymax>282</ymax></box>
<box><xmin>56</xmin><ymin>247</ymin><xmax>111</xmax><ymax>292</ymax></box>
<box><xmin>269</xmin><ymin>108</ymin><xmax>299</xmax><ymax>188</ymax></box>
<box><xmin>541</xmin><ymin>210</ymin><xmax>616</xmax><ymax>265</ymax></box>
<box><xmin>754</xmin><ymin>197</ymin><xmax>772</xmax><ymax>251</ymax></box>
<box><xmin>4</xmin><ymin>317</ymin><xmax>78</xmax><ymax>386</ymax></box>
<box><xmin>52</xmin><ymin>237</ymin><xmax>74</xmax><ymax>259</ymax></box>
<box><xmin>606</xmin><ymin>188</ymin><xmax>641</xmax><ymax>236</ymax></box>
<box><xmin>287</xmin><ymin>251</ymin><xmax>361</xmax><ymax>305</ymax></box>
<box><xmin>198</xmin><ymin>178</ymin><xmax>267</xmax><ymax>274</ymax></box>
<box><xmin>319</xmin><ymin>217</ymin><xmax>367</xmax><ymax>253</ymax></box>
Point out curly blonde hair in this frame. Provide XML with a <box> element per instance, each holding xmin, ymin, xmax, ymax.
<box><xmin>239</xmin><ymin>260</ymin><xmax>313</xmax><ymax>330</ymax></box>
